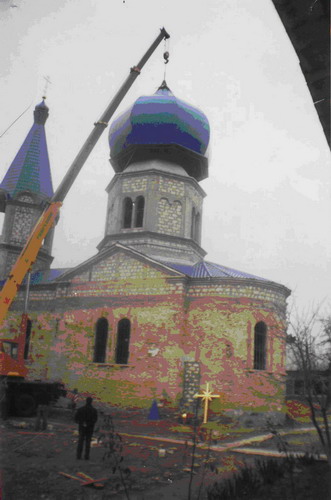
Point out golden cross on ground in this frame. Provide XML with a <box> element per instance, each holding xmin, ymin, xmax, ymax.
<box><xmin>194</xmin><ymin>383</ymin><xmax>220</xmax><ymax>424</ymax></box>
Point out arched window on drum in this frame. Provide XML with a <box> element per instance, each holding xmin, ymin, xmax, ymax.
<box><xmin>134</xmin><ymin>196</ymin><xmax>145</xmax><ymax>228</ymax></box>
<box><xmin>115</xmin><ymin>318</ymin><xmax>131</xmax><ymax>364</ymax></box>
<box><xmin>254</xmin><ymin>321</ymin><xmax>267</xmax><ymax>370</ymax></box>
<box><xmin>122</xmin><ymin>197</ymin><xmax>133</xmax><ymax>228</ymax></box>
<box><xmin>93</xmin><ymin>318</ymin><xmax>109</xmax><ymax>363</ymax></box>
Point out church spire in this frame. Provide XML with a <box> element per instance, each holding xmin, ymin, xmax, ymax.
<box><xmin>0</xmin><ymin>99</ymin><xmax>53</xmax><ymax>209</ymax></box>
<box><xmin>0</xmin><ymin>99</ymin><xmax>55</xmax><ymax>279</ymax></box>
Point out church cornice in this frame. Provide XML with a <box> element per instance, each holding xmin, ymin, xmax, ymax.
<box><xmin>0</xmin><ymin>242</ymin><xmax>54</xmax><ymax>263</ymax></box>
<box><xmin>97</xmin><ymin>231</ymin><xmax>207</xmax><ymax>257</ymax></box>
<box><xmin>0</xmin><ymin>189</ymin><xmax>51</xmax><ymax>212</ymax></box>
<box><xmin>106</xmin><ymin>166</ymin><xmax>206</xmax><ymax>197</ymax></box>
<box><xmin>5</xmin><ymin>196</ymin><xmax>49</xmax><ymax>209</ymax></box>
<box><xmin>187</xmin><ymin>276</ymin><xmax>291</xmax><ymax>298</ymax></box>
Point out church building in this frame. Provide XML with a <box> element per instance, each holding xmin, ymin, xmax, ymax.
<box><xmin>0</xmin><ymin>83</ymin><xmax>290</xmax><ymax>419</ymax></box>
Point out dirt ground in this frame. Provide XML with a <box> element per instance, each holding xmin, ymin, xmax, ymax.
<box><xmin>1</xmin><ymin>405</ymin><xmax>330</xmax><ymax>500</ymax></box>
<box><xmin>0</xmin><ymin>406</ymin><xmax>241</xmax><ymax>500</ymax></box>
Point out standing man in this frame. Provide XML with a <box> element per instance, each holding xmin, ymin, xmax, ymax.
<box><xmin>75</xmin><ymin>397</ymin><xmax>98</xmax><ymax>460</ymax></box>
<box><xmin>35</xmin><ymin>390</ymin><xmax>51</xmax><ymax>431</ymax></box>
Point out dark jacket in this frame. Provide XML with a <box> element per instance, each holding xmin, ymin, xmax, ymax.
<box><xmin>75</xmin><ymin>404</ymin><xmax>98</xmax><ymax>431</ymax></box>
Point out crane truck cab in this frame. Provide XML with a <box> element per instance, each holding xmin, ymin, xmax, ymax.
<box><xmin>0</xmin><ymin>338</ymin><xmax>28</xmax><ymax>378</ymax></box>
<box><xmin>0</xmin><ymin>337</ymin><xmax>66</xmax><ymax>418</ymax></box>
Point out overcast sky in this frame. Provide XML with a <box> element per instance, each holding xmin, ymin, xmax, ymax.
<box><xmin>0</xmin><ymin>0</ymin><xmax>330</xmax><ymax>313</ymax></box>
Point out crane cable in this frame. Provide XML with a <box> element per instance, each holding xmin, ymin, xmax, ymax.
<box><xmin>163</xmin><ymin>37</ymin><xmax>170</xmax><ymax>81</ymax></box>
<box><xmin>0</xmin><ymin>102</ymin><xmax>32</xmax><ymax>139</ymax></box>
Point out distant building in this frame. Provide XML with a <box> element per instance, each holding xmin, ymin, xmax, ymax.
<box><xmin>286</xmin><ymin>369</ymin><xmax>330</xmax><ymax>402</ymax></box>
<box><xmin>0</xmin><ymin>83</ymin><xmax>290</xmax><ymax>420</ymax></box>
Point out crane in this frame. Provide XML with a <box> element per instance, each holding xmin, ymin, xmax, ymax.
<box><xmin>0</xmin><ymin>27</ymin><xmax>169</xmax><ymax>326</ymax></box>
<box><xmin>0</xmin><ymin>28</ymin><xmax>170</xmax><ymax>416</ymax></box>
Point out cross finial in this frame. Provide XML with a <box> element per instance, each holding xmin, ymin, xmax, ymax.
<box><xmin>43</xmin><ymin>75</ymin><xmax>52</xmax><ymax>99</ymax></box>
<box><xmin>194</xmin><ymin>383</ymin><xmax>220</xmax><ymax>424</ymax></box>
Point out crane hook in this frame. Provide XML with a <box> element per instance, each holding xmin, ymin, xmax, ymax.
<box><xmin>163</xmin><ymin>51</ymin><xmax>169</xmax><ymax>64</ymax></box>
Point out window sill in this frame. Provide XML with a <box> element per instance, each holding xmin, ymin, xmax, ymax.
<box><xmin>246</xmin><ymin>369</ymin><xmax>273</xmax><ymax>373</ymax></box>
<box><xmin>89</xmin><ymin>363</ymin><xmax>131</xmax><ymax>368</ymax></box>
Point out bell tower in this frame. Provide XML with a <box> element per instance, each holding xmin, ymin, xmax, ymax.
<box><xmin>98</xmin><ymin>82</ymin><xmax>210</xmax><ymax>264</ymax></box>
<box><xmin>0</xmin><ymin>99</ymin><xmax>55</xmax><ymax>279</ymax></box>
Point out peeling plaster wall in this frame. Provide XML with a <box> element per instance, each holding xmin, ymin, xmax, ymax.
<box><xmin>1</xmin><ymin>253</ymin><xmax>288</xmax><ymax>413</ymax></box>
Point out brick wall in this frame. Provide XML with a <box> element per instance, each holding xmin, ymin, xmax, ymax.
<box><xmin>159</xmin><ymin>177</ymin><xmax>185</xmax><ymax>197</ymax></box>
<box><xmin>157</xmin><ymin>198</ymin><xmax>182</xmax><ymax>235</ymax></box>
<box><xmin>105</xmin><ymin>169</ymin><xmax>204</xmax><ymax>245</ymax></box>
<box><xmin>181</xmin><ymin>361</ymin><xmax>201</xmax><ymax>408</ymax></box>
<box><xmin>0</xmin><ymin>197</ymin><xmax>54</xmax><ymax>279</ymax></box>
<box><xmin>1</xmin><ymin>252</ymin><xmax>288</xmax><ymax>413</ymax></box>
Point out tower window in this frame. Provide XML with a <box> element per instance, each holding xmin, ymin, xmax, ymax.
<box><xmin>123</xmin><ymin>198</ymin><xmax>133</xmax><ymax>228</ymax></box>
<box><xmin>115</xmin><ymin>318</ymin><xmax>131</xmax><ymax>364</ymax></box>
<box><xmin>191</xmin><ymin>207</ymin><xmax>196</xmax><ymax>239</ymax></box>
<box><xmin>24</xmin><ymin>319</ymin><xmax>32</xmax><ymax>360</ymax></box>
<box><xmin>134</xmin><ymin>196</ymin><xmax>145</xmax><ymax>228</ymax></box>
<box><xmin>191</xmin><ymin>207</ymin><xmax>201</xmax><ymax>241</ymax></box>
<box><xmin>93</xmin><ymin>318</ymin><xmax>109</xmax><ymax>363</ymax></box>
<box><xmin>254</xmin><ymin>321</ymin><xmax>267</xmax><ymax>370</ymax></box>
<box><xmin>195</xmin><ymin>212</ymin><xmax>201</xmax><ymax>242</ymax></box>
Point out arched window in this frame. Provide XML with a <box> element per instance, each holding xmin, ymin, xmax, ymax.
<box><xmin>191</xmin><ymin>207</ymin><xmax>196</xmax><ymax>239</ymax></box>
<box><xmin>93</xmin><ymin>318</ymin><xmax>109</xmax><ymax>363</ymax></box>
<box><xmin>24</xmin><ymin>319</ymin><xmax>32</xmax><ymax>360</ymax></box>
<box><xmin>191</xmin><ymin>208</ymin><xmax>200</xmax><ymax>241</ymax></box>
<box><xmin>254</xmin><ymin>321</ymin><xmax>267</xmax><ymax>370</ymax></box>
<box><xmin>134</xmin><ymin>196</ymin><xmax>145</xmax><ymax>228</ymax></box>
<box><xmin>123</xmin><ymin>198</ymin><xmax>133</xmax><ymax>228</ymax></box>
<box><xmin>115</xmin><ymin>318</ymin><xmax>131</xmax><ymax>364</ymax></box>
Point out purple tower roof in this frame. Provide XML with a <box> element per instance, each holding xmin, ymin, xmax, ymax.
<box><xmin>0</xmin><ymin>100</ymin><xmax>53</xmax><ymax>200</ymax></box>
<box><xmin>159</xmin><ymin>260</ymin><xmax>269</xmax><ymax>281</ymax></box>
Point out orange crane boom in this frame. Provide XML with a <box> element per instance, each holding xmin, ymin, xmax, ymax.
<box><xmin>0</xmin><ymin>28</ymin><xmax>170</xmax><ymax>327</ymax></box>
<box><xmin>0</xmin><ymin>202</ymin><xmax>62</xmax><ymax>324</ymax></box>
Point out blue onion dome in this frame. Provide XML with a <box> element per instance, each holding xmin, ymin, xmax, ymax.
<box><xmin>108</xmin><ymin>81</ymin><xmax>210</xmax><ymax>181</ymax></box>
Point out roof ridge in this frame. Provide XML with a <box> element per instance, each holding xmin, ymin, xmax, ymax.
<box><xmin>204</xmin><ymin>260</ymin><xmax>234</xmax><ymax>277</ymax></box>
<box><xmin>204</xmin><ymin>260</ymin><xmax>268</xmax><ymax>280</ymax></box>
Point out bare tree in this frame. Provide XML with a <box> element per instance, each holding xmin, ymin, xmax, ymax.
<box><xmin>287</xmin><ymin>307</ymin><xmax>331</xmax><ymax>465</ymax></box>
